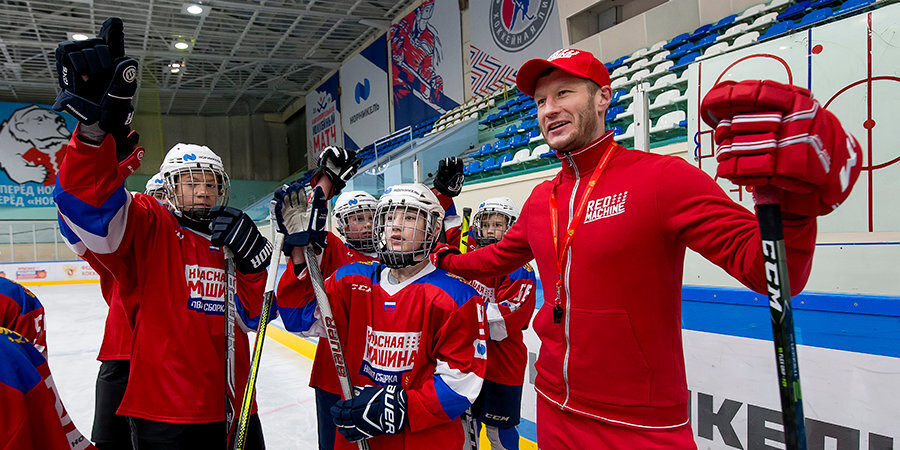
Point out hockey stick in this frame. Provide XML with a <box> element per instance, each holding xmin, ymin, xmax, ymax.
<box><xmin>305</xmin><ymin>245</ymin><xmax>370</xmax><ymax>450</ymax></box>
<box><xmin>224</xmin><ymin>250</ymin><xmax>237</xmax><ymax>447</ymax></box>
<box><xmin>457</xmin><ymin>207</ymin><xmax>479</xmax><ymax>450</ymax></box>
<box><xmin>756</xmin><ymin>188</ymin><xmax>806</xmax><ymax>449</ymax></box>
<box><xmin>231</xmin><ymin>232</ymin><xmax>285</xmax><ymax>450</ymax></box>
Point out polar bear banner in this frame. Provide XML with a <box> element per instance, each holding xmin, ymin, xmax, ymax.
<box><xmin>0</xmin><ymin>103</ymin><xmax>75</xmax><ymax>208</ymax></box>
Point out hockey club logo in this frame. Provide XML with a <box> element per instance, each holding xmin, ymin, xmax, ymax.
<box><xmin>584</xmin><ymin>191</ymin><xmax>628</xmax><ymax>224</ymax></box>
<box><xmin>490</xmin><ymin>0</ymin><xmax>555</xmax><ymax>52</ymax></box>
<box><xmin>63</xmin><ymin>265</ymin><xmax>77</xmax><ymax>277</ymax></box>
<box><xmin>184</xmin><ymin>264</ymin><xmax>226</xmax><ymax>315</ymax></box>
<box><xmin>361</xmin><ymin>327</ymin><xmax>421</xmax><ymax>385</ymax></box>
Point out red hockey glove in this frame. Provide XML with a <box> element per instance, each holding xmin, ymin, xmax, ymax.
<box><xmin>429</xmin><ymin>242</ymin><xmax>460</xmax><ymax>269</ymax></box>
<box><xmin>700</xmin><ymin>80</ymin><xmax>861</xmax><ymax>216</ymax></box>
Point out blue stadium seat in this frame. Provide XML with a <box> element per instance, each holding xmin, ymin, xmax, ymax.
<box><xmin>539</xmin><ymin>147</ymin><xmax>556</xmax><ymax>158</ymax></box>
<box><xmin>525</xmin><ymin>129</ymin><xmax>541</xmax><ymax>141</ymax></box>
<box><xmin>667</xmin><ymin>42</ymin><xmax>696</xmax><ymax>61</ymax></box>
<box><xmin>797</xmin><ymin>8</ymin><xmax>833</xmax><ymax>27</ymax></box>
<box><xmin>693</xmin><ymin>33</ymin><xmax>720</xmax><ymax>52</ymax></box>
<box><xmin>605</xmin><ymin>105</ymin><xmax>625</xmax><ymax>122</ymax></box>
<box><xmin>505</xmin><ymin>133</ymin><xmax>526</xmax><ymax>150</ymax></box>
<box><xmin>474</xmin><ymin>143</ymin><xmax>492</xmax><ymax>157</ymax></box>
<box><xmin>710</xmin><ymin>14</ymin><xmax>738</xmax><ymax>31</ymax></box>
<box><xmin>522</xmin><ymin>106</ymin><xmax>538</xmax><ymax>119</ymax></box>
<box><xmin>663</xmin><ymin>33</ymin><xmax>691</xmax><ymax>50</ymax></box>
<box><xmin>495</xmin><ymin>153</ymin><xmax>513</xmax><ymax>168</ymax></box>
<box><xmin>759</xmin><ymin>20</ymin><xmax>794</xmax><ymax>40</ymax></box>
<box><xmin>689</xmin><ymin>24</ymin><xmax>713</xmax><ymax>41</ymax></box>
<box><xmin>494</xmin><ymin>138</ymin><xmax>510</xmax><ymax>153</ymax></box>
<box><xmin>835</xmin><ymin>0</ymin><xmax>875</xmax><ymax>15</ymax></box>
<box><xmin>479</xmin><ymin>112</ymin><xmax>498</xmax><ymax>125</ymax></box>
<box><xmin>810</xmin><ymin>0</ymin><xmax>840</xmax><ymax>8</ymax></box>
<box><xmin>611</xmin><ymin>89</ymin><xmax>628</xmax><ymax>104</ymax></box>
<box><xmin>777</xmin><ymin>0</ymin><xmax>811</xmax><ymax>21</ymax></box>
<box><xmin>611</xmin><ymin>126</ymin><xmax>624</xmax><ymax>136</ymax></box>
<box><xmin>495</xmin><ymin>124</ymin><xmax>517</xmax><ymax>139</ymax></box>
<box><xmin>605</xmin><ymin>55</ymin><xmax>629</xmax><ymax>71</ymax></box>
<box><xmin>671</xmin><ymin>52</ymin><xmax>701</xmax><ymax>71</ymax></box>
<box><xmin>464</xmin><ymin>160</ymin><xmax>482</xmax><ymax>175</ymax></box>
<box><xmin>481</xmin><ymin>156</ymin><xmax>499</xmax><ymax>172</ymax></box>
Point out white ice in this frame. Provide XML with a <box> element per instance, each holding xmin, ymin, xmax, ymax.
<box><xmin>33</xmin><ymin>283</ymin><xmax>320</xmax><ymax>449</ymax></box>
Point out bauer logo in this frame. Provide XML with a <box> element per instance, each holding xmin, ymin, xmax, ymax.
<box><xmin>184</xmin><ymin>264</ymin><xmax>227</xmax><ymax>315</ymax></box>
<box><xmin>490</xmin><ymin>0</ymin><xmax>555</xmax><ymax>53</ymax></box>
<box><xmin>360</xmin><ymin>327</ymin><xmax>421</xmax><ymax>385</ymax></box>
<box><xmin>584</xmin><ymin>191</ymin><xmax>628</xmax><ymax>224</ymax></box>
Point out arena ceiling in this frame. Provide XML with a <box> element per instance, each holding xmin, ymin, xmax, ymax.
<box><xmin>0</xmin><ymin>0</ymin><xmax>418</xmax><ymax>116</ymax></box>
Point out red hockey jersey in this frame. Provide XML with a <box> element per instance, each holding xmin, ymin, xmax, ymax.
<box><xmin>54</xmin><ymin>132</ymin><xmax>266</xmax><ymax>424</ymax></box>
<box><xmin>278</xmin><ymin>261</ymin><xmax>488</xmax><ymax>449</ymax></box>
<box><xmin>0</xmin><ymin>327</ymin><xmax>95</xmax><ymax>450</ymax></box>
<box><xmin>469</xmin><ymin>263</ymin><xmax>536</xmax><ymax>386</ymax></box>
<box><xmin>0</xmin><ymin>277</ymin><xmax>46</xmax><ymax>358</ymax></box>
<box><xmin>276</xmin><ymin>231</ymin><xmax>376</xmax><ymax>395</ymax></box>
<box><xmin>439</xmin><ymin>132</ymin><xmax>817</xmax><ymax>429</ymax></box>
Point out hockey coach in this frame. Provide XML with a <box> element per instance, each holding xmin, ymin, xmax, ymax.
<box><xmin>431</xmin><ymin>48</ymin><xmax>861</xmax><ymax>448</ymax></box>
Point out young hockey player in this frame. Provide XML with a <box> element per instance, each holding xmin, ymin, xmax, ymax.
<box><xmin>0</xmin><ymin>277</ymin><xmax>47</xmax><ymax>357</ymax></box>
<box><xmin>274</xmin><ymin>183</ymin><xmax>488</xmax><ymax>450</ymax></box>
<box><xmin>52</xmin><ymin>18</ymin><xmax>273</xmax><ymax>447</ymax></box>
<box><xmin>274</xmin><ymin>172</ymin><xmax>378</xmax><ymax>450</ymax></box>
<box><xmin>144</xmin><ymin>172</ymin><xmax>166</xmax><ymax>203</ymax></box>
<box><xmin>432</xmin><ymin>48</ymin><xmax>861</xmax><ymax>447</ymax></box>
<box><xmin>0</xmin><ymin>327</ymin><xmax>95</xmax><ymax>450</ymax></box>
<box><xmin>468</xmin><ymin>198</ymin><xmax>536</xmax><ymax>450</ymax></box>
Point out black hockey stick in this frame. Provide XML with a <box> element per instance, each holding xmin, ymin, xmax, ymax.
<box><xmin>756</xmin><ymin>188</ymin><xmax>806</xmax><ymax>449</ymax></box>
<box><xmin>224</xmin><ymin>251</ymin><xmax>237</xmax><ymax>447</ymax></box>
<box><xmin>305</xmin><ymin>245</ymin><xmax>370</xmax><ymax>450</ymax></box>
<box><xmin>231</xmin><ymin>232</ymin><xmax>284</xmax><ymax>450</ymax></box>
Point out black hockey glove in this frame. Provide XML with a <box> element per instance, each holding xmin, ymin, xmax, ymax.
<box><xmin>113</xmin><ymin>129</ymin><xmax>140</xmax><ymax>163</ymax></box>
<box><xmin>53</xmin><ymin>17</ymin><xmax>137</xmax><ymax>135</ymax></box>
<box><xmin>310</xmin><ymin>146</ymin><xmax>361</xmax><ymax>195</ymax></box>
<box><xmin>433</xmin><ymin>156</ymin><xmax>465</xmax><ymax>197</ymax></box>
<box><xmin>331</xmin><ymin>384</ymin><xmax>408</xmax><ymax>442</ymax></box>
<box><xmin>209</xmin><ymin>206</ymin><xmax>273</xmax><ymax>274</ymax></box>
<box><xmin>271</xmin><ymin>183</ymin><xmax>328</xmax><ymax>256</ymax></box>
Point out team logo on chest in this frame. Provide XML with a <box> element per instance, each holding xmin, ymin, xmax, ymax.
<box><xmin>360</xmin><ymin>326</ymin><xmax>421</xmax><ymax>385</ymax></box>
<box><xmin>584</xmin><ymin>191</ymin><xmax>628</xmax><ymax>224</ymax></box>
<box><xmin>184</xmin><ymin>264</ymin><xmax>226</xmax><ymax>315</ymax></box>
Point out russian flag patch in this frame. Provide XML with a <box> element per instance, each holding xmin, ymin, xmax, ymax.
<box><xmin>384</xmin><ymin>301</ymin><xmax>396</xmax><ymax>311</ymax></box>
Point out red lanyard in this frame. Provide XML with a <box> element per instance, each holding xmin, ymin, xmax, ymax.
<box><xmin>548</xmin><ymin>139</ymin><xmax>617</xmax><ymax>322</ymax></box>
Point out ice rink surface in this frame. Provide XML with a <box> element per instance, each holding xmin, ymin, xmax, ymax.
<box><xmin>34</xmin><ymin>283</ymin><xmax>320</xmax><ymax>449</ymax></box>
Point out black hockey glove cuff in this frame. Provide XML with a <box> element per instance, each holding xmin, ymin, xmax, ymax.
<box><xmin>433</xmin><ymin>156</ymin><xmax>465</xmax><ymax>197</ymax></box>
<box><xmin>210</xmin><ymin>206</ymin><xmax>274</xmax><ymax>274</ymax></box>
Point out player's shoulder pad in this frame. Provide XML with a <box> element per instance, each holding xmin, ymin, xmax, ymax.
<box><xmin>334</xmin><ymin>260</ymin><xmax>381</xmax><ymax>282</ymax></box>
<box><xmin>0</xmin><ymin>328</ymin><xmax>45</xmax><ymax>393</ymax></box>
<box><xmin>419</xmin><ymin>269</ymin><xmax>480</xmax><ymax>308</ymax></box>
<box><xmin>0</xmin><ymin>277</ymin><xmax>33</xmax><ymax>310</ymax></box>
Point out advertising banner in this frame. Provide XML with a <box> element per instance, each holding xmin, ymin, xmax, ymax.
<box><xmin>306</xmin><ymin>72</ymin><xmax>343</xmax><ymax>159</ymax></box>
<box><xmin>469</xmin><ymin>0</ymin><xmax>563</xmax><ymax>96</ymax></box>
<box><xmin>390</xmin><ymin>0</ymin><xmax>463</xmax><ymax>130</ymax></box>
<box><xmin>0</xmin><ymin>102</ymin><xmax>77</xmax><ymax>208</ymax></box>
<box><xmin>341</xmin><ymin>34</ymin><xmax>391</xmax><ymax>150</ymax></box>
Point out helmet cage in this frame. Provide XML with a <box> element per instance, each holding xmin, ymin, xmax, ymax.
<box><xmin>472</xmin><ymin>210</ymin><xmax>515</xmax><ymax>247</ymax></box>
<box><xmin>337</xmin><ymin>207</ymin><xmax>377</xmax><ymax>253</ymax></box>
<box><xmin>374</xmin><ymin>201</ymin><xmax>441</xmax><ymax>269</ymax></box>
<box><xmin>163</xmin><ymin>167</ymin><xmax>230</xmax><ymax>224</ymax></box>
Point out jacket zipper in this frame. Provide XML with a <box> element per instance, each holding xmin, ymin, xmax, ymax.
<box><xmin>561</xmin><ymin>152</ymin><xmax>579</xmax><ymax>409</ymax></box>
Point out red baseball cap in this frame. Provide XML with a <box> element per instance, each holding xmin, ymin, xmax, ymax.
<box><xmin>515</xmin><ymin>48</ymin><xmax>611</xmax><ymax>97</ymax></box>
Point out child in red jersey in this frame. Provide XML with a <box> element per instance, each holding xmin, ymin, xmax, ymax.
<box><xmin>275</xmin><ymin>183</ymin><xmax>488</xmax><ymax>450</ymax></box>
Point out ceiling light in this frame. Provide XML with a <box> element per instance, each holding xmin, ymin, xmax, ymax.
<box><xmin>174</xmin><ymin>41</ymin><xmax>190</xmax><ymax>50</ymax></box>
<box><xmin>170</xmin><ymin>67</ymin><xmax>181</xmax><ymax>74</ymax></box>
<box><xmin>68</xmin><ymin>32</ymin><xmax>90</xmax><ymax>41</ymax></box>
<box><xmin>171</xmin><ymin>62</ymin><xmax>181</xmax><ymax>68</ymax></box>
<box><xmin>181</xmin><ymin>3</ymin><xmax>210</xmax><ymax>17</ymax></box>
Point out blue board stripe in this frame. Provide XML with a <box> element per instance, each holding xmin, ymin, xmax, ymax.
<box><xmin>682</xmin><ymin>286</ymin><xmax>900</xmax><ymax>358</ymax></box>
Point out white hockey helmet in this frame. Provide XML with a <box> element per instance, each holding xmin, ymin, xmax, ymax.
<box><xmin>159</xmin><ymin>143</ymin><xmax>230</xmax><ymax>224</ymax></box>
<box><xmin>473</xmin><ymin>197</ymin><xmax>518</xmax><ymax>247</ymax></box>
<box><xmin>144</xmin><ymin>172</ymin><xmax>166</xmax><ymax>195</ymax></box>
<box><xmin>374</xmin><ymin>183</ymin><xmax>444</xmax><ymax>268</ymax></box>
<box><xmin>333</xmin><ymin>190</ymin><xmax>378</xmax><ymax>253</ymax></box>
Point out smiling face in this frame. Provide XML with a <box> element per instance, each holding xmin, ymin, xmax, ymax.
<box><xmin>533</xmin><ymin>69</ymin><xmax>612</xmax><ymax>153</ymax></box>
<box><xmin>343</xmin><ymin>209</ymin><xmax>374</xmax><ymax>243</ymax></box>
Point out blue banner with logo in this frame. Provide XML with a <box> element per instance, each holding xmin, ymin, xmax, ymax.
<box><xmin>469</xmin><ymin>0</ymin><xmax>563</xmax><ymax>96</ymax></box>
<box><xmin>390</xmin><ymin>0</ymin><xmax>463</xmax><ymax>130</ymax></box>
<box><xmin>340</xmin><ymin>34</ymin><xmax>391</xmax><ymax>150</ymax></box>
<box><xmin>306</xmin><ymin>72</ymin><xmax>343</xmax><ymax>158</ymax></box>
<box><xmin>0</xmin><ymin>102</ymin><xmax>78</xmax><ymax>208</ymax></box>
